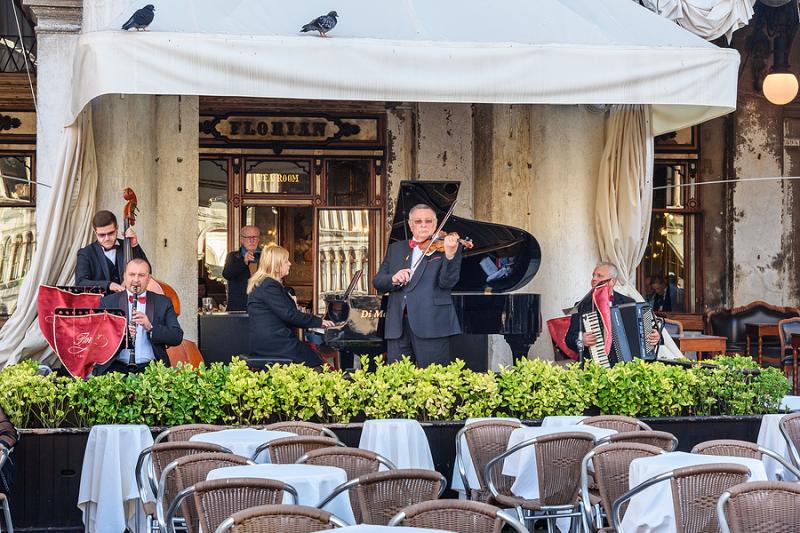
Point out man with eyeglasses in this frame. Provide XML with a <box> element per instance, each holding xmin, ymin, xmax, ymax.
<box><xmin>223</xmin><ymin>225</ymin><xmax>262</xmax><ymax>311</ymax></box>
<box><xmin>75</xmin><ymin>210</ymin><xmax>148</xmax><ymax>293</ymax></box>
<box><xmin>373</xmin><ymin>204</ymin><xmax>463</xmax><ymax>367</ymax></box>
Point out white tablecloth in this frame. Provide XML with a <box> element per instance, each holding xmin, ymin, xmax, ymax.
<box><xmin>541</xmin><ymin>415</ymin><xmax>588</xmax><ymax>427</ymax></box>
<box><xmin>780</xmin><ymin>395</ymin><xmax>800</xmax><ymax>412</ymax></box>
<box><xmin>189</xmin><ymin>428</ymin><xmax>296</xmax><ymax>462</ymax></box>
<box><xmin>757</xmin><ymin>413</ymin><xmax>798</xmax><ymax>482</ymax></box>
<box><xmin>333</xmin><ymin>526</ymin><xmax>455</xmax><ymax>533</ymax></box>
<box><xmin>451</xmin><ymin>417</ymin><xmax>521</xmax><ymax>494</ymax></box>
<box><xmin>501</xmin><ymin>425</ymin><xmax>615</xmax><ymax>499</ymax></box>
<box><xmin>78</xmin><ymin>424</ymin><xmax>154</xmax><ymax>533</ymax></box>
<box><xmin>620</xmin><ymin>452</ymin><xmax>768</xmax><ymax>533</ymax></box>
<box><xmin>207</xmin><ymin>463</ymin><xmax>356</xmax><ymax>524</ymax></box>
<box><xmin>334</xmin><ymin>526</ymin><xmax>455</xmax><ymax>532</ymax></box>
<box><xmin>359</xmin><ymin>419</ymin><xmax>435</xmax><ymax>470</ymax></box>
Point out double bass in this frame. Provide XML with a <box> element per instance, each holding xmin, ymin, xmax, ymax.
<box><xmin>121</xmin><ymin>188</ymin><xmax>203</xmax><ymax>367</ymax></box>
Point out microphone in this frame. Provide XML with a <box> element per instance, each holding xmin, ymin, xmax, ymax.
<box><xmin>127</xmin><ymin>285</ymin><xmax>139</xmax><ymax>368</ymax></box>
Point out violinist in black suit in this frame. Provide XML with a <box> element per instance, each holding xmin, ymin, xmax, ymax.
<box><xmin>247</xmin><ymin>244</ymin><xmax>335</xmax><ymax>366</ymax></box>
<box><xmin>75</xmin><ymin>210</ymin><xmax>148</xmax><ymax>293</ymax></box>
<box><xmin>95</xmin><ymin>259</ymin><xmax>183</xmax><ymax>375</ymax></box>
<box><xmin>373</xmin><ymin>204</ymin><xmax>463</xmax><ymax>367</ymax></box>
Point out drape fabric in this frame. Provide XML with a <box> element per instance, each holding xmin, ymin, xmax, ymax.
<box><xmin>0</xmin><ymin>110</ymin><xmax>98</xmax><ymax>366</ymax></box>
<box><xmin>595</xmin><ymin>105</ymin><xmax>681</xmax><ymax>358</ymax></box>
<box><xmin>641</xmin><ymin>0</ymin><xmax>756</xmax><ymax>42</ymax></box>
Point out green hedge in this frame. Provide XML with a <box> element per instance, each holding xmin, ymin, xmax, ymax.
<box><xmin>0</xmin><ymin>356</ymin><xmax>789</xmax><ymax>429</ymax></box>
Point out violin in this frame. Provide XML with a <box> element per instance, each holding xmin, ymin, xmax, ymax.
<box><xmin>418</xmin><ymin>231</ymin><xmax>474</xmax><ymax>256</ymax></box>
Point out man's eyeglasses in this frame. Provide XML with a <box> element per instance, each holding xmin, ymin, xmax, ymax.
<box><xmin>241</xmin><ymin>235</ymin><xmax>260</xmax><ymax>240</ymax></box>
<box><xmin>411</xmin><ymin>219</ymin><xmax>435</xmax><ymax>225</ymax></box>
<box><xmin>95</xmin><ymin>229</ymin><xmax>117</xmax><ymax>238</ymax></box>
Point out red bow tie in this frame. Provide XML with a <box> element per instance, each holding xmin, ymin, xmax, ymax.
<box><xmin>128</xmin><ymin>295</ymin><xmax>146</xmax><ymax>304</ymax></box>
<box><xmin>409</xmin><ymin>239</ymin><xmax>421</xmax><ymax>249</ymax></box>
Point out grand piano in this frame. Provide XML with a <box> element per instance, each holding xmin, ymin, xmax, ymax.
<box><xmin>323</xmin><ymin>181</ymin><xmax>542</xmax><ymax>371</ymax></box>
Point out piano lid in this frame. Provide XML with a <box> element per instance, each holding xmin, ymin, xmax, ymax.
<box><xmin>390</xmin><ymin>181</ymin><xmax>541</xmax><ymax>293</ymax></box>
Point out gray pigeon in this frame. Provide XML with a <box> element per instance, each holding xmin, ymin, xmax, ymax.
<box><xmin>301</xmin><ymin>11</ymin><xmax>338</xmax><ymax>38</ymax></box>
<box><xmin>122</xmin><ymin>4</ymin><xmax>155</xmax><ymax>31</ymax></box>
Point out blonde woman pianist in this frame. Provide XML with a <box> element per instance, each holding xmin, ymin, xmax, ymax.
<box><xmin>247</xmin><ymin>244</ymin><xmax>335</xmax><ymax>367</ymax></box>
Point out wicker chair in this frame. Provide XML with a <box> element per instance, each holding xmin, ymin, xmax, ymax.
<box><xmin>717</xmin><ymin>480</ymin><xmax>800</xmax><ymax>533</ymax></box>
<box><xmin>692</xmin><ymin>439</ymin><xmax>800</xmax><ymax>480</ymax></box>
<box><xmin>157</xmin><ymin>452</ymin><xmax>254</xmax><ymax>533</ymax></box>
<box><xmin>214</xmin><ymin>504</ymin><xmax>346</xmax><ymax>533</ymax></box>
<box><xmin>388</xmin><ymin>499</ymin><xmax>528</xmax><ymax>533</ymax></box>
<box><xmin>317</xmin><ymin>468</ymin><xmax>446</xmax><ymax>525</ymax></box>
<box><xmin>779</xmin><ymin>412</ymin><xmax>800</xmax><ymax>467</ymax></box>
<box><xmin>264</xmin><ymin>421</ymin><xmax>340</xmax><ymax>441</ymax></box>
<box><xmin>254</xmin><ymin>436</ymin><xmax>345</xmax><ymax>464</ymax></box>
<box><xmin>579</xmin><ymin>415</ymin><xmax>651</xmax><ymax>432</ymax></box>
<box><xmin>166</xmin><ymin>478</ymin><xmax>299</xmax><ymax>533</ymax></box>
<box><xmin>596</xmin><ymin>430</ymin><xmax>679</xmax><ymax>452</ymax></box>
<box><xmin>0</xmin><ymin>447</ymin><xmax>14</xmax><ymax>533</ymax></box>
<box><xmin>296</xmin><ymin>447</ymin><xmax>396</xmax><ymax>524</ymax></box>
<box><xmin>455</xmin><ymin>419</ymin><xmax>523</xmax><ymax>502</ymax></box>
<box><xmin>135</xmin><ymin>441</ymin><xmax>232</xmax><ymax>533</ymax></box>
<box><xmin>779</xmin><ymin>317</ymin><xmax>800</xmax><ymax>393</ymax></box>
<box><xmin>612</xmin><ymin>463</ymin><xmax>750</xmax><ymax>533</ymax></box>
<box><xmin>154</xmin><ymin>424</ymin><xmax>224</xmax><ymax>444</ymax></box>
<box><xmin>580</xmin><ymin>442</ymin><xmax>664</xmax><ymax>532</ymax></box>
<box><xmin>485</xmin><ymin>431</ymin><xmax>596</xmax><ymax>531</ymax></box>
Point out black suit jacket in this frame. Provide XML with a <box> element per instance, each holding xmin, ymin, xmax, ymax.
<box><xmin>222</xmin><ymin>250</ymin><xmax>251</xmax><ymax>312</ymax></box>
<box><xmin>95</xmin><ymin>291</ymin><xmax>183</xmax><ymax>374</ymax></box>
<box><xmin>75</xmin><ymin>240</ymin><xmax>148</xmax><ymax>291</ymax></box>
<box><xmin>373</xmin><ymin>240</ymin><xmax>463</xmax><ymax>339</ymax></box>
<box><xmin>247</xmin><ymin>278</ymin><xmax>323</xmax><ymax>365</ymax></box>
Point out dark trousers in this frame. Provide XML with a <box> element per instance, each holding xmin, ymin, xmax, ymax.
<box><xmin>387</xmin><ymin>316</ymin><xmax>452</xmax><ymax>367</ymax></box>
<box><xmin>103</xmin><ymin>360</ymin><xmax>151</xmax><ymax>375</ymax></box>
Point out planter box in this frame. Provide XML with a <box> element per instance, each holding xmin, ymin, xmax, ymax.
<box><xmin>11</xmin><ymin>415</ymin><xmax>764</xmax><ymax>532</ymax></box>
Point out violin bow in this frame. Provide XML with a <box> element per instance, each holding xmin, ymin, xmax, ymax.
<box><xmin>412</xmin><ymin>200</ymin><xmax>457</xmax><ymax>271</ymax></box>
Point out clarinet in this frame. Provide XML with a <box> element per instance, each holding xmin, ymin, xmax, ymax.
<box><xmin>127</xmin><ymin>286</ymin><xmax>139</xmax><ymax>367</ymax></box>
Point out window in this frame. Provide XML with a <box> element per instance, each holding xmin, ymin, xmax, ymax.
<box><xmin>0</xmin><ymin>153</ymin><xmax>35</xmax><ymax>316</ymax></box>
<box><xmin>198</xmin><ymin>158</ymin><xmax>229</xmax><ymax>307</ymax></box>
<box><xmin>639</xmin><ymin>161</ymin><xmax>701</xmax><ymax>313</ymax></box>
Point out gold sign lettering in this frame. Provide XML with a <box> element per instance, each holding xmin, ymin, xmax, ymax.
<box><xmin>200</xmin><ymin>115</ymin><xmax>379</xmax><ymax>145</ymax></box>
<box><xmin>360</xmin><ymin>309</ymin><xmax>385</xmax><ymax>319</ymax></box>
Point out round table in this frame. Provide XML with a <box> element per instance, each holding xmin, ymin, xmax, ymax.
<box><xmin>189</xmin><ymin>428</ymin><xmax>295</xmax><ymax>462</ymax></box>
<box><xmin>757</xmin><ymin>413</ymin><xmax>798</xmax><ymax>481</ymax></box>
<box><xmin>207</xmin><ymin>463</ymin><xmax>355</xmax><ymax>524</ymax></box>
<box><xmin>359</xmin><ymin>419</ymin><xmax>434</xmax><ymax>470</ymax></box>
<box><xmin>78</xmin><ymin>424</ymin><xmax>154</xmax><ymax>533</ymax></box>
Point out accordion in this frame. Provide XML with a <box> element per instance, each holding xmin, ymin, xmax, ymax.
<box><xmin>581</xmin><ymin>301</ymin><xmax>660</xmax><ymax>368</ymax></box>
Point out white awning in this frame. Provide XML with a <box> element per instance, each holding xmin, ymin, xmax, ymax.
<box><xmin>70</xmin><ymin>0</ymin><xmax>741</xmax><ymax>134</ymax></box>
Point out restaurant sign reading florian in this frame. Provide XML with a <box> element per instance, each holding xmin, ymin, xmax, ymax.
<box><xmin>200</xmin><ymin>114</ymin><xmax>381</xmax><ymax>148</ymax></box>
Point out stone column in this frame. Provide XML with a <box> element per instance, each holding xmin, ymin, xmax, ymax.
<box><xmin>23</xmin><ymin>0</ymin><xmax>82</xmax><ymax>235</ymax></box>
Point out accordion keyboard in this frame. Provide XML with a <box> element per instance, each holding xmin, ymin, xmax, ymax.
<box><xmin>581</xmin><ymin>311</ymin><xmax>611</xmax><ymax>368</ymax></box>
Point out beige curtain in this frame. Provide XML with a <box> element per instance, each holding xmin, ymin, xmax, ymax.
<box><xmin>0</xmin><ymin>109</ymin><xmax>98</xmax><ymax>367</ymax></box>
<box><xmin>595</xmin><ymin>104</ymin><xmax>681</xmax><ymax>358</ymax></box>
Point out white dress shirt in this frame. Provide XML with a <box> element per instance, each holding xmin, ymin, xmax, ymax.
<box><xmin>117</xmin><ymin>291</ymin><xmax>156</xmax><ymax>365</ymax></box>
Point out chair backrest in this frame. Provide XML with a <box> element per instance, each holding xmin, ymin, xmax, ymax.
<box><xmin>534</xmin><ymin>431</ymin><xmax>596</xmax><ymax>506</ymax></box>
<box><xmin>297</xmin><ymin>446</ymin><xmax>395</xmax><ymax>524</ymax></box>
<box><xmin>601</xmin><ymin>430</ymin><xmax>678</xmax><ymax>452</ymax></box>
<box><xmin>146</xmin><ymin>441</ymin><xmax>232</xmax><ymax>498</ymax></box>
<box><xmin>580</xmin><ymin>415</ymin><xmax>651</xmax><ymax>432</ymax></box>
<box><xmin>779</xmin><ymin>412</ymin><xmax>800</xmax><ymax>467</ymax></box>
<box><xmin>388</xmin><ymin>499</ymin><xmax>528</xmax><ymax>533</ymax></box>
<box><xmin>706</xmin><ymin>301</ymin><xmax>799</xmax><ymax>345</ymax></box>
<box><xmin>692</xmin><ymin>440</ymin><xmax>761</xmax><ymax>460</ymax></box>
<box><xmin>265</xmin><ymin>421</ymin><xmax>339</xmax><ymax>440</ymax></box>
<box><xmin>663</xmin><ymin>318</ymin><xmax>684</xmax><ymax>337</ymax></box>
<box><xmin>586</xmin><ymin>442</ymin><xmax>664</xmax><ymax>523</ymax></box>
<box><xmin>671</xmin><ymin>463</ymin><xmax>751</xmax><ymax>533</ymax></box>
<box><xmin>266</xmin><ymin>436</ymin><xmax>343</xmax><ymax>464</ymax></box>
<box><xmin>352</xmin><ymin>468</ymin><xmax>446</xmax><ymax>525</ymax></box>
<box><xmin>215</xmin><ymin>503</ymin><xmax>344</xmax><ymax>533</ymax></box>
<box><xmin>459</xmin><ymin>419</ymin><xmax>522</xmax><ymax>500</ymax></box>
<box><xmin>160</xmin><ymin>452</ymin><xmax>251</xmax><ymax>533</ymax></box>
<box><xmin>717</xmin><ymin>480</ymin><xmax>800</xmax><ymax>533</ymax></box>
<box><xmin>193</xmin><ymin>478</ymin><xmax>298</xmax><ymax>533</ymax></box>
<box><xmin>154</xmin><ymin>424</ymin><xmax>224</xmax><ymax>444</ymax></box>
<box><xmin>778</xmin><ymin>317</ymin><xmax>800</xmax><ymax>355</ymax></box>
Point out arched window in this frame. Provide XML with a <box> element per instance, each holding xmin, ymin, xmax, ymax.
<box><xmin>9</xmin><ymin>235</ymin><xmax>22</xmax><ymax>280</ymax></box>
<box><xmin>22</xmin><ymin>231</ymin><xmax>34</xmax><ymax>278</ymax></box>
<box><xmin>0</xmin><ymin>237</ymin><xmax>9</xmax><ymax>282</ymax></box>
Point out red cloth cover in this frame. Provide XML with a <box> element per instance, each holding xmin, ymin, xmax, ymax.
<box><xmin>593</xmin><ymin>282</ymin><xmax>614</xmax><ymax>355</ymax></box>
<box><xmin>547</xmin><ymin>315</ymin><xmax>578</xmax><ymax>360</ymax></box>
<box><xmin>37</xmin><ymin>285</ymin><xmax>104</xmax><ymax>352</ymax></box>
<box><xmin>52</xmin><ymin>309</ymin><xmax>126</xmax><ymax>378</ymax></box>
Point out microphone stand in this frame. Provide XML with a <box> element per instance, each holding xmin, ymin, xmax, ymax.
<box><xmin>127</xmin><ymin>286</ymin><xmax>139</xmax><ymax>368</ymax></box>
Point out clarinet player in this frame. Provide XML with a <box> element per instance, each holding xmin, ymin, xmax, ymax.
<box><xmin>95</xmin><ymin>259</ymin><xmax>183</xmax><ymax>375</ymax></box>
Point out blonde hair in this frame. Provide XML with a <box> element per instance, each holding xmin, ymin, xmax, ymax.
<box><xmin>247</xmin><ymin>244</ymin><xmax>289</xmax><ymax>294</ymax></box>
